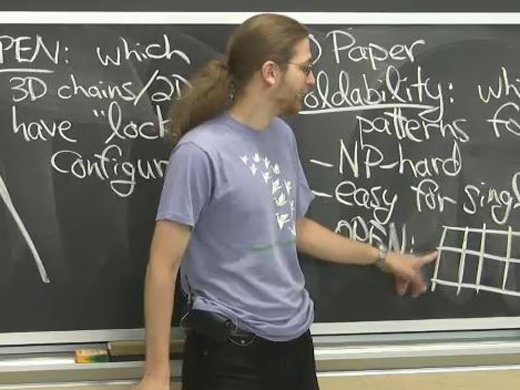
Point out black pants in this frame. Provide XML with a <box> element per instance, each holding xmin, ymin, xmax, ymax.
<box><xmin>182</xmin><ymin>329</ymin><xmax>320</xmax><ymax>390</ymax></box>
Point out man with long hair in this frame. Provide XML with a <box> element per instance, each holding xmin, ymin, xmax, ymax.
<box><xmin>136</xmin><ymin>13</ymin><xmax>436</xmax><ymax>390</ymax></box>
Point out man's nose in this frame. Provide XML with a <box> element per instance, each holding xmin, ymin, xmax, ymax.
<box><xmin>307</xmin><ymin>71</ymin><xmax>316</xmax><ymax>86</ymax></box>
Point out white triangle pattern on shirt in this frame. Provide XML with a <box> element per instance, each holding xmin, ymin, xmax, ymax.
<box><xmin>240</xmin><ymin>153</ymin><xmax>296</xmax><ymax>236</ymax></box>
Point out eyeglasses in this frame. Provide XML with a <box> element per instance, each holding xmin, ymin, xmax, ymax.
<box><xmin>287</xmin><ymin>61</ymin><xmax>313</xmax><ymax>77</ymax></box>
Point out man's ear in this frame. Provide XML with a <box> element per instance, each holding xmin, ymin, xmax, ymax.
<box><xmin>260</xmin><ymin>60</ymin><xmax>279</xmax><ymax>87</ymax></box>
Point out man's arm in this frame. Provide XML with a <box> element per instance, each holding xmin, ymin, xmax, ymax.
<box><xmin>136</xmin><ymin>220</ymin><xmax>191</xmax><ymax>390</ymax></box>
<box><xmin>296</xmin><ymin>217</ymin><xmax>437</xmax><ymax>296</ymax></box>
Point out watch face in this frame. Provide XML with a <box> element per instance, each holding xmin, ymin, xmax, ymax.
<box><xmin>378</xmin><ymin>244</ymin><xmax>388</xmax><ymax>258</ymax></box>
<box><xmin>375</xmin><ymin>245</ymin><xmax>390</xmax><ymax>272</ymax></box>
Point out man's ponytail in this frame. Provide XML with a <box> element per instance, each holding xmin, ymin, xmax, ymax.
<box><xmin>169</xmin><ymin>59</ymin><xmax>233</xmax><ymax>142</ymax></box>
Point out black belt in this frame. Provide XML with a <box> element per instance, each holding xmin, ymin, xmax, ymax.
<box><xmin>181</xmin><ymin>309</ymin><xmax>255</xmax><ymax>343</ymax></box>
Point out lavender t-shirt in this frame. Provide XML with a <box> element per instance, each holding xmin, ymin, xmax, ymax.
<box><xmin>156</xmin><ymin>113</ymin><xmax>315</xmax><ymax>341</ymax></box>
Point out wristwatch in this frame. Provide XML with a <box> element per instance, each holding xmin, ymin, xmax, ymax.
<box><xmin>374</xmin><ymin>243</ymin><xmax>390</xmax><ymax>272</ymax></box>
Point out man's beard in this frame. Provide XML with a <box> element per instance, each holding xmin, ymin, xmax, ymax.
<box><xmin>279</xmin><ymin>90</ymin><xmax>304</xmax><ymax>115</ymax></box>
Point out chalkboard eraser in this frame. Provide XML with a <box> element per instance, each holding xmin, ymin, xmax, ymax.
<box><xmin>75</xmin><ymin>348</ymin><xmax>109</xmax><ymax>363</ymax></box>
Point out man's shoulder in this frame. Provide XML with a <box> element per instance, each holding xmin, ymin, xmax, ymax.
<box><xmin>272</xmin><ymin>116</ymin><xmax>296</xmax><ymax>143</ymax></box>
<box><xmin>272</xmin><ymin>116</ymin><xmax>290</xmax><ymax>130</ymax></box>
<box><xmin>178</xmin><ymin>115</ymin><xmax>231</xmax><ymax>150</ymax></box>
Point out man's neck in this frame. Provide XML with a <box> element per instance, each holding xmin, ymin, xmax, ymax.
<box><xmin>228</xmin><ymin>95</ymin><xmax>277</xmax><ymax>131</ymax></box>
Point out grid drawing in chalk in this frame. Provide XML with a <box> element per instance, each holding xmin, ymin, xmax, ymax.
<box><xmin>431</xmin><ymin>224</ymin><xmax>520</xmax><ymax>298</ymax></box>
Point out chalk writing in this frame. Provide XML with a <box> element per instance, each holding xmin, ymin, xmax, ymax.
<box><xmin>0</xmin><ymin>170</ymin><xmax>49</xmax><ymax>283</ymax></box>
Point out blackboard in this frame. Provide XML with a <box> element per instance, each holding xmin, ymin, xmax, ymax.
<box><xmin>296</xmin><ymin>25</ymin><xmax>520</xmax><ymax>329</ymax></box>
<box><xmin>1</xmin><ymin>15</ymin><xmax>520</xmax><ymax>344</ymax></box>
